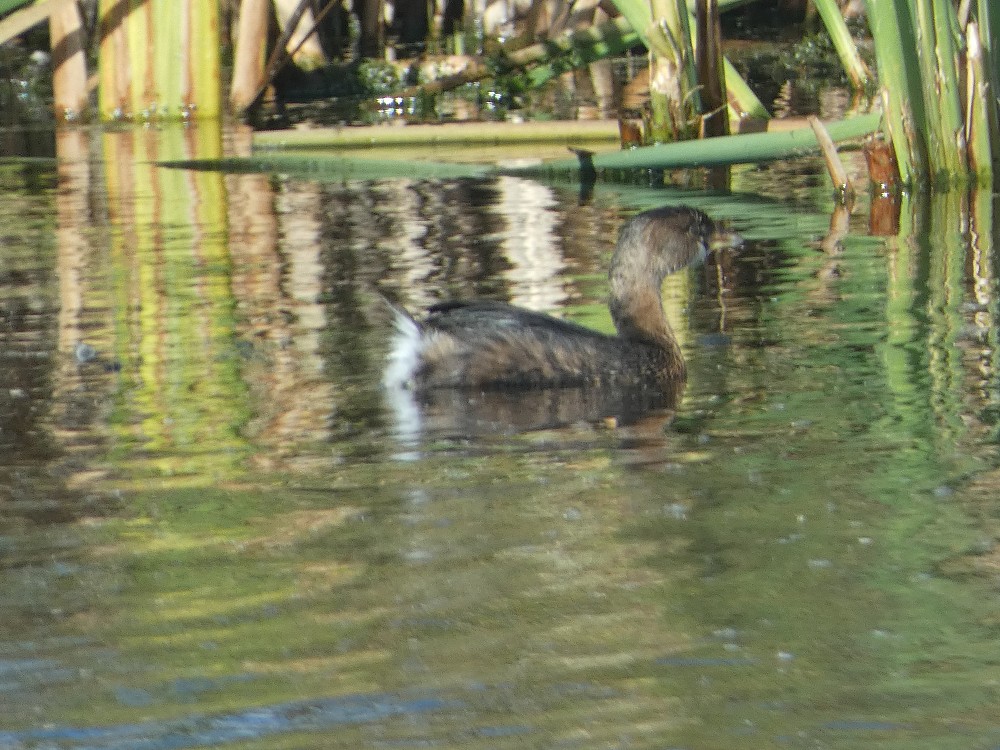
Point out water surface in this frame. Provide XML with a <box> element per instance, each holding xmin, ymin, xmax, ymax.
<box><xmin>0</xmin><ymin>125</ymin><xmax>998</xmax><ymax>749</ymax></box>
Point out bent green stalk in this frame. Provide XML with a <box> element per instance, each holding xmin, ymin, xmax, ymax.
<box><xmin>529</xmin><ymin>112</ymin><xmax>882</xmax><ymax>171</ymax></box>
<box><xmin>812</xmin><ymin>0</ymin><xmax>872</xmax><ymax>90</ymax></box>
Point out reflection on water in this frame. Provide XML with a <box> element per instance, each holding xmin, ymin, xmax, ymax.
<box><xmin>0</xmin><ymin>124</ymin><xmax>999</xmax><ymax>748</ymax></box>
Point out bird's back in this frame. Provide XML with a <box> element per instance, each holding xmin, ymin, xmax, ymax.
<box><xmin>405</xmin><ymin>300</ymin><xmax>679</xmax><ymax>389</ymax></box>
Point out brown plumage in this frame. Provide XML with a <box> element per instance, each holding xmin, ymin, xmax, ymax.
<box><xmin>385</xmin><ymin>205</ymin><xmax>739</xmax><ymax>392</ymax></box>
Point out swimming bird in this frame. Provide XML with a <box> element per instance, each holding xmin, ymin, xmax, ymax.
<box><xmin>384</xmin><ymin>205</ymin><xmax>739</xmax><ymax>392</ymax></box>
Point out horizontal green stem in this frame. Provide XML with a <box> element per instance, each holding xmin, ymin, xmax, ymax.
<box><xmin>254</xmin><ymin>120</ymin><xmax>621</xmax><ymax>149</ymax></box>
<box><xmin>187</xmin><ymin>114</ymin><xmax>881</xmax><ymax>182</ymax></box>
<box><xmin>527</xmin><ymin>112</ymin><xmax>882</xmax><ymax>171</ymax></box>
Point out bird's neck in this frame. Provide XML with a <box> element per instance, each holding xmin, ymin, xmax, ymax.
<box><xmin>609</xmin><ymin>277</ymin><xmax>680</xmax><ymax>355</ymax></box>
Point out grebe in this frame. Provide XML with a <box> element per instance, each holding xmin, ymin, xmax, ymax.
<box><xmin>384</xmin><ymin>205</ymin><xmax>738</xmax><ymax>391</ymax></box>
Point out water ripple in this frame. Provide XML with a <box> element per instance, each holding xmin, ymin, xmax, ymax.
<box><xmin>0</xmin><ymin>692</ymin><xmax>458</xmax><ymax>750</ymax></box>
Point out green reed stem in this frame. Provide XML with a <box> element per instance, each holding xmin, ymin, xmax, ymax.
<box><xmin>965</xmin><ymin>23</ymin><xmax>994</xmax><ymax>182</ymax></box>
<box><xmin>926</xmin><ymin>0</ymin><xmax>966</xmax><ymax>180</ymax></box>
<box><xmin>864</xmin><ymin>0</ymin><xmax>924</xmax><ymax>183</ymax></box>
<box><xmin>865</xmin><ymin>0</ymin><xmax>1000</xmax><ymax>185</ymax></box>
<box><xmin>812</xmin><ymin>0</ymin><xmax>872</xmax><ymax>90</ymax></box>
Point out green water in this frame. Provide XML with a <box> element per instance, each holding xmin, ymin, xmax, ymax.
<box><xmin>0</xmin><ymin>128</ymin><xmax>999</xmax><ymax>748</ymax></box>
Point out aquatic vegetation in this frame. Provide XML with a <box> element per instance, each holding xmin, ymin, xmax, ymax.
<box><xmin>864</xmin><ymin>0</ymin><xmax>1000</xmax><ymax>185</ymax></box>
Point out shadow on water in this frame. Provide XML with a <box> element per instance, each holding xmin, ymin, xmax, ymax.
<box><xmin>0</xmin><ymin>122</ymin><xmax>999</xmax><ymax>748</ymax></box>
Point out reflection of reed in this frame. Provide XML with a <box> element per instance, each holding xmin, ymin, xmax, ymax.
<box><xmin>925</xmin><ymin>193</ymin><xmax>967</xmax><ymax>440</ymax></box>
<box><xmin>0</xmin><ymin>162</ymin><xmax>58</xmax><ymax>459</ymax></box>
<box><xmin>377</xmin><ymin>177</ymin><xmax>623</xmax><ymax>316</ymax></box>
<box><xmin>55</xmin><ymin>130</ymin><xmax>89</xmax><ymax>357</ymax></box>
<box><xmin>51</xmin><ymin>128</ymin><xmax>116</xmax><ymax>452</ymax></box>
<box><xmin>883</xmin><ymin>191</ymin><xmax>998</xmax><ymax>446</ymax></box>
<box><xmin>968</xmin><ymin>190</ymin><xmax>998</xmax><ymax>427</ymax></box>
<box><xmin>101</xmin><ymin>125</ymin><xmax>248</xmax><ymax>475</ymax></box>
<box><xmin>230</xmin><ymin>170</ymin><xmax>338</xmax><ymax>467</ymax></box>
<box><xmin>378</xmin><ymin>174</ymin><xmax>574</xmax><ymax>315</ymax></box>
<box><xmin>493</xmin><ymin>176</ymin><xmax>566</xmax><ymax>311</ymax></box>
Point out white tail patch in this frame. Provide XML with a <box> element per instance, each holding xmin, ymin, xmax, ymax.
<box><xmin>382</xmin><ymin>305</ymin><xmax>423</xmax><ymax>390</ymax></box>
<box><xmin>382</xmin><ymin>304</ymin><xmax>425</xmax><ymax>455</ymax></box>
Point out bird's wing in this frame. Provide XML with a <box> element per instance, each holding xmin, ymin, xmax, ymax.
<box><xmin>423</xmin><ymin>300</ymin><xmax>608</xmax><ymax>342</ymax></box>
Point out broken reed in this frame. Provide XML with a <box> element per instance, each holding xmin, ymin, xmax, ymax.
<box><xmin>610</xmin><ymin>0</ymin><xmax>768</xmax><ymax>142</ymax></box>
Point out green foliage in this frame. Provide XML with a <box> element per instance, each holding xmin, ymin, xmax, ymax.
<box><xmin>482</xmin><ymin>49</ymin><xmax>530</xmax><ymax>112</ymax></box>
<box><xmin>0</xmin><ymin>0</ymin><xmax>31</xmax><ymax>13</ymax></box>
<box><xmin>0</xmin><ymin>43</ymin><xmax>52</xmax><ymax>125</ymax></box>
<box><xmin>355</xmin><ymin>60</ymin><xmax>401</xmax><ymax>96</ymax></box>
